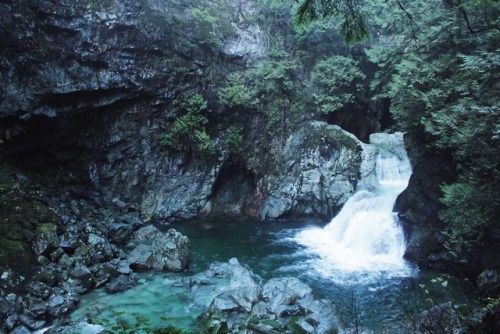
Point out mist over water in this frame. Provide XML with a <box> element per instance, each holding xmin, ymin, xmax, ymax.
<box><xmin>293</xmin><ymin>132</ymin><xmax>416</xmax><ymax>284</ymax></box>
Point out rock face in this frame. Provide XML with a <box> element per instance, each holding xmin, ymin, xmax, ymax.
<box><xmin>0</xmin><ymin>0</ymin><xmax>265</xmax><ymax>223</ymax></box>
<box><xmin>260</xmin><ymin>121</ymin><xmax>362</xmax><ymax>219</ymax></box>
<box><xmin>395</xmin><ymin>134</ymin><xmax>464</xmax><ymax>273</ymax></box>
<box><xmin>0</xmin><ymin>0</ymin><xmax>366</xmax><ymax>223</ymax></box>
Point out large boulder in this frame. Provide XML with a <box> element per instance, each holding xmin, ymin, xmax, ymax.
<box><xmin>127</xmin><ymin>226</ymin><xmax>191</xmax><ymax>272</ymax></box>
<box><xmin>31</xmin><ymin>223</ymin><xmax>59</xmax><ymax>256</ymax></box>
<box><xmin>208</xmin><ymin>258</ymin><xmax>262</xmax><ymax>313</ymax></box>
<box><xmin>199</xmin><ymin>259</ymin><xmax>342</xmax><ymax>334</ymax></box>
<box><xmin>260</xmin><ymin>121</ymin><xmax>362</xmax><ymax>219</ymax></box>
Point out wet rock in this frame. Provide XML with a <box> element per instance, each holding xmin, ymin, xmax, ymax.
<box><xmin>127</xmin><ymin>244</ymin><xmax>154</xmax><ymax>269</ymax></box>
<box><xmin>27</xmin><ymin>281</ymin><xmax>51</xmax><ymax>299</ymax></box>
<box><xmin>31</xmin><ymin>223</ymin><xmax>59</xmax><ymax>256</ymax></box>
<box><xmin>0</xmin><ymin>296</ymin><xmax>15</xmax><ymax>328</ymax></box>
<box><xmin>298</xmin><ymin>298</ymin><xmax>342</xmax><ymax>333</ymax></box>
<box><xmin>50</xmin><ymin>248</ymin><xmax>65</xmax><ymax>262</ymax></box>
<box><xmin>57</xmin><ymin>253</ymin><xmax>73</xmax><ymax>269</ymax></box>
<box><xmin>70</xmin><ymin>263</ymin><xmax>94</xmax><ymax>291</ymax></box>
<box><xmin>59</xmin><ymin>232</ymin><xmax>80</xmax><ymax>251</ymax></box>
<box><xmin>89</xmin><ymin>263</ymin><xmax>113</xmax><ymax>288</ymax></box>
<box><xmin>107</xmin><ymin>222</ymin><xmax>135</xmax><ymax>244</ymax></box>
<box><xmin>44</xmin><ymin>322</ymin><xmax>105</xmax><ymax>334</ymax></box>
<box><xmin>127</xmin><ymin>227</ymin><xmax>191</xmax><ymax>272</ymax></box>
<box><xmin>25</xmin><ymin>297</ymin><xmax>47</xmax><ymax>318</ymax></box>
<box><xmin>46</xmin><ymin>289</ymin><xmax>79</xmax><ymax>318</ymax></box>
<box><xmin>152</xmin><ymin>229</ymin><xmax>191</xmax><ymax>272</ymax></box>
<box><xmin>133</xmin><ymin>225</ymin><xmax>163</xmax><ymax>241</ymax></box>
<box><xmin>5</xmin><ymin>313</ymin><xmax>18</xmax><ymax>331</ymax></box>
<box><xmin>73</xmin><ymin>244</ymin><xmax>97</xmax><ymax>266</ymax></box>
<box><xmin>34</xmin><ymin>266</ymin><xmax>59</xmax><ymax>287</ymax></box>
<box><xmin>208</xmin><ymin>258</ymin><xmax>262</xmax><ymax>313</ymax></box>
<box><xmin>105</xmin><ymin>274</ymin><xmax>138</xmax><ymax>294</ymax></box>
<box><xmin>395</xmin><ymin>133</ymin><xmax>454</xmax><ymax>270</ymax></box>
<box><xmin>261</xmin><ymin>277</ymin><xmax>312</xmax><ymax>315</ymax></box>
<box><xmin>109</xmin><ymin>258</ymin><xmax>132</xmax><ymax>275</ymax></box>
<box><xmin>198</xmin><ymin>259</ymin><xmax>342</xmax><ymax>334</ymax></box>
<box><xmin>19</xmin><ymin>313</ymin><xmax>47</xmax><ymax>330</ymax></box>
<box><xmin>112</xmin><ymin>198</ymin><xmax>127</xmax><ymax>210</ymax></box>
<box><xmin>10</xmin><ymin>325</ymin><xmax>31</xmax><ymax>334</ymax></box>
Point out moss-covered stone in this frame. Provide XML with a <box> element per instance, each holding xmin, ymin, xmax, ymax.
<box><xmin>0</xmin><ymin>163</ymin><xmax>60</xmax><ymax>275</ymax></box>
<box><xmin>0</xmin><ymin>238</ymin><xmax>36</xmax><ymax>274</ymax></box>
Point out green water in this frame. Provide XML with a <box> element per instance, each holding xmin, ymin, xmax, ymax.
<box><xmin>71</xmin><ymin>216</ymin><xmax>476</xmax><ymax>332</ymax></box>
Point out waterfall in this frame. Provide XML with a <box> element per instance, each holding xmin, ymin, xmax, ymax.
<box><xmin>294</xmin><ymin>132</ymin><xmax>415</xmax><ymax>282</ymax></box>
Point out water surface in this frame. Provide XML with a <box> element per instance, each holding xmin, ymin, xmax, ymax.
<box><xmin>72</xmin><ymin>216</ymin><xmax>474</xmax><ymax>332</ymax></box>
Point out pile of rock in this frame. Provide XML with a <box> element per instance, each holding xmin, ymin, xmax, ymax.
<box><xmin>187</xmin><ymin>258</ymin><xmax>342</xmax><ymax>334</ymax></box>
<box><xmin>0</xmin><ymin>224</ymin><xmax>191</xmax><ymax>333</ymax></box>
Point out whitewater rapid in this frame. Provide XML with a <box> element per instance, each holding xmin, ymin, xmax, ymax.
<box><xmin>293</xmin><ymin>132</ymin><xmax>416</xmax><ymax>283</ymax></box>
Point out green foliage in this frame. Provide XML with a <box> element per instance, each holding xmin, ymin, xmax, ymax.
<box><xmin>423</xmin><ymin>49</ymin><xmax>500</xmax><ymax>253</ymax></box>
<box><xmin>311</xmin><ymin>55</ymin><xmax>365</xmax><ymax>114</ymax></box>
<box><xmin>247</xmin><ymin>39</ymin><xmax>304</xmax><ymax>136</ymax></box>
<box><xmin>218</xmin><ymin>73</ymin><xmax>257</xmax><ymax>109</ymax></box>
<box><xmin>94</xmin><ymin>311</ymin><xmax>183</xmax><ymax>334</ymax></box>
<box><xmin>248</xmin><ymin>41</ymin><xmax>298</xmax><ymax>98</ymax></box>
<box><xmin>294</xmin><ymin>0</ymin><xmax>369</xmax><ymax>45</ymax></box>
<box><xmin>0</xmin><ymin>164</ymin><xmax>59</xmax><ymax>274</ymax></box>
<box><xmin>225</xmin><ymin>126</ymin><xmax>244</xmax><ymax>155</ymax></box>
<box><xmin>365</xmin><ymin>0</ymin><xmax>500</xmax><ymax>253</ymax></box>
<box><xmin>187</xmin><ymin>7</ymin><xmax>228</xmax><ymax>47</ymax></box>
<box><xmin>160</xmin><ymin>94</ymin><xmax>216</xmax><ymax>159</ymax></box>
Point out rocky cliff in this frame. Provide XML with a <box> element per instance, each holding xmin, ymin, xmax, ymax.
<box><xmin>1</xmin><ymin>0</ymin><xmax>365</xmax><ymax>222</ymax></box>
<box><xmin>396</xmin><ymin>133</ymin><xmax>500</xmax><ymax>285</ymax></box>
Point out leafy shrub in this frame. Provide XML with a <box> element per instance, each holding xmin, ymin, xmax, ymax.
<box><xmin>311</xmin><ymin>55</ymin><xmax>365</xmax><ymax>115</ymax></box>
<box><xmin>160</xmin><ymin>94</ymin><xmax>216</xmax><ymax>159</ymax></box>
<box><xmin>225</xmin><ymin>126</ymin><xmax>244</xmax><ymax>155</ymax></box>
<box><xmin>219</xmin><ymin>73</ymin><xmax>257</xmax><ymax>109</ymax></box>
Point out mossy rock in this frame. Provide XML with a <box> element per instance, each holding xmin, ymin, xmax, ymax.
<box><xmin>0</xmin><ymin>163</ymin><xmax>61</xmax><ymax>276</ymax></box>
<box><xmin>0</xmin><ymin>238</ymin><xmax>36</xmax><ymax>275</ymax></box>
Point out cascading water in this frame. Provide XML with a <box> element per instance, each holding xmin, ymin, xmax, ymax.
<box><xmin>293</xmin><ymin>132</ymin><xmax>415</xmax><ymax>283</ymax></box>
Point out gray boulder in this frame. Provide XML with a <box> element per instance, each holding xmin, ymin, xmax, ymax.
<box><xmin>151</xmin><ymin>229</ymin><xmax>192</xmax><ymax>271</ymax></box>
<box><xmin>31</xmin><ymin>223</ymin><xmax>59</xmax><ymax>256</ymax></box>
<box><xmin>261</xmin><ymin>277</ymin><xmax>313</xmax><ymax>315</ymax></box>
<box><xmin>198</xmin><ymin>259</ymin><xmax>342</xmax><ymax>334</ymax></box>
<box><xmin>260</xmin><ymin>121</ymin><xmax>362</xmax><ymax>219</ymax></box>
<box><xmin>127</xmin><ymin>226</ymin><xmax>191</xmax><ymax>272</ymax></box>
<box><xmin>133</xmin><ymin>224</ymin><xmax>163</xmax><ymax>241</ymax></box>
<box><xmin>209</xmin><ymin>258</ymin><xmax>262</xmax><ymax>313</ymax></box>
<box><xmin>127</xmin><ymin>244</ymin><xmax>154</xmax><ymax>270</ymax></box>
<box><xmin>105</xmin><ymin>275</ymin><xmax>138</xmax><ymax>294</ymax></box>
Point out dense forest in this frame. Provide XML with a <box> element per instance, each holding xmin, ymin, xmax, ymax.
<box><xmin>297</xmin><ymin>0</ymin><xmax>500</xmax><ymax>259</ymax></box>
<box><xmin>0</xmin><ymin>0</ymin><xmax>499</xmax><ymax>333</ymax></box>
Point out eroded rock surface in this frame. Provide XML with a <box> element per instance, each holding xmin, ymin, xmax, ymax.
<box><xmin>260</xmin><ymin>121</ymin><xmax>362</xmax><ymax>219</ymax></box>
